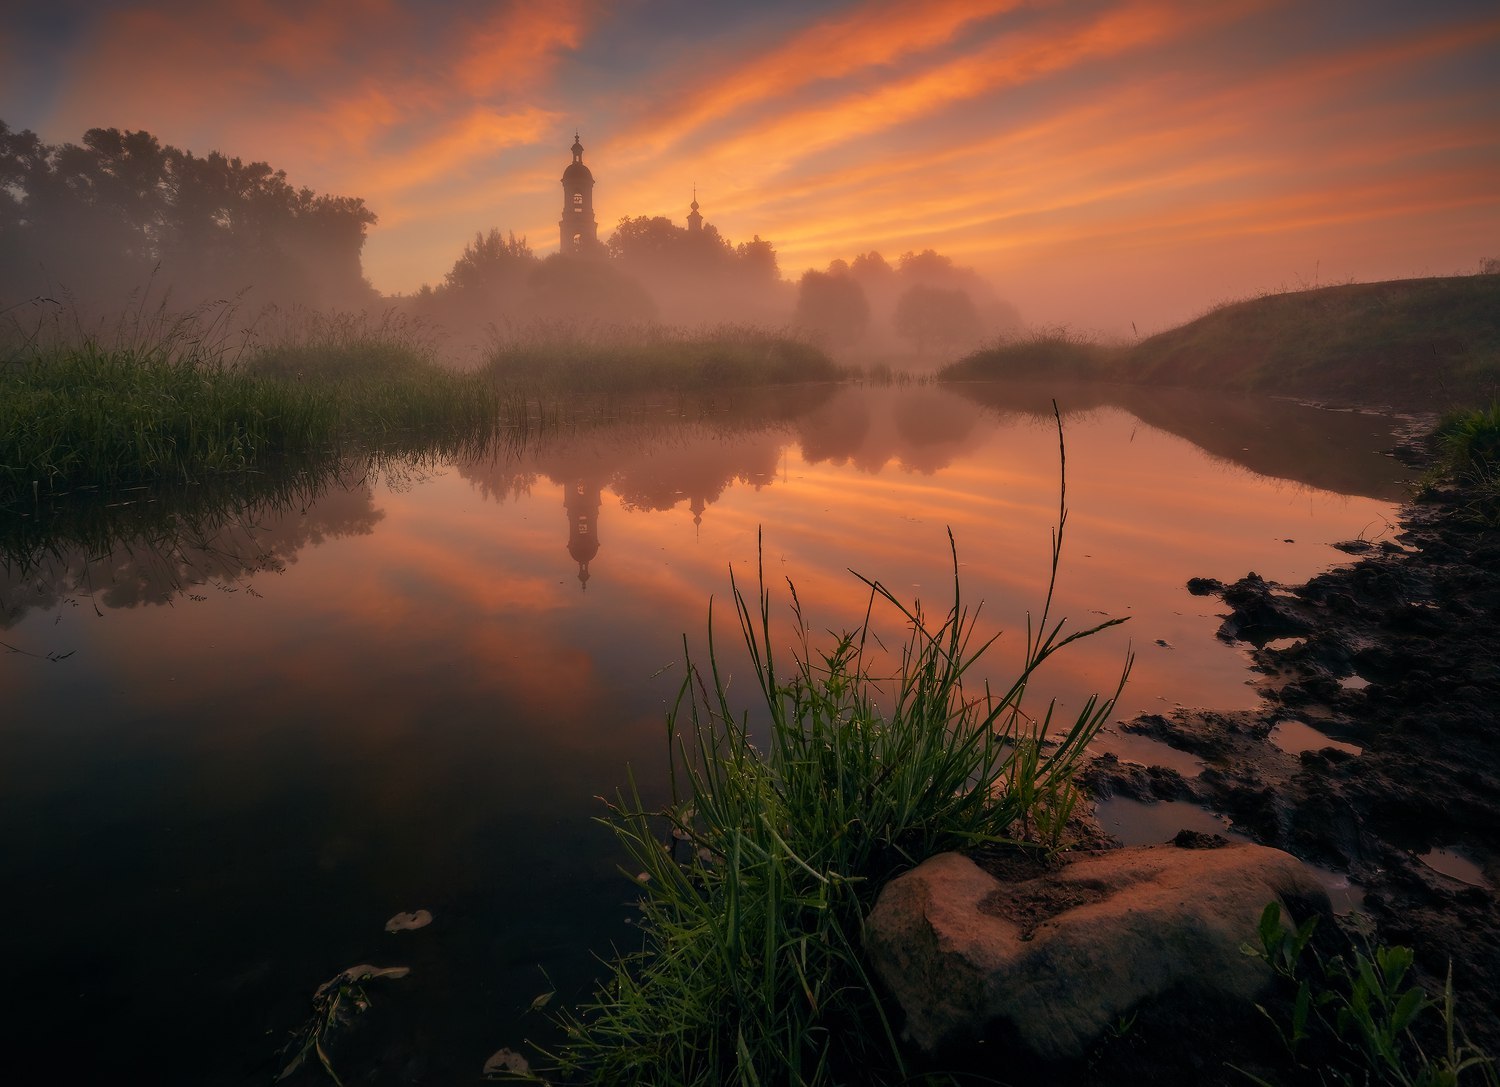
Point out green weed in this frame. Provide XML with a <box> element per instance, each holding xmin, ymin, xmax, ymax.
<box><xmin>517</xmin><ymin>413</ymin><xmax>1130</xmax><ymax>1086</ymax></box>
<box><xmin>1243</xmin><ymin>902</ymin><xmax>1497</xmax><ymax>1087</ymax></box>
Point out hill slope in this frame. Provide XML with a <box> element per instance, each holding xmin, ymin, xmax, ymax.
<box><xmin>945</xmin><ymin>275</ymin><xmax>1500</xmax><ymax>410</ymax></box>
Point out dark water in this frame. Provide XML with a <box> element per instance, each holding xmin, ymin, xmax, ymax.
<box><xmin>0</xmin><ymin>384</ymin><xmax>1416</xmax><ymax>1084</ymax></box>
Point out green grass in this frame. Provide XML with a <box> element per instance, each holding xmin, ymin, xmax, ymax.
<box><xmin>522</xmin><ymin>420</ymin><xmax>1130</xmax><ymax>1086</ymax></box>
<box><xmin>1435</xmin><ymin>403</ymin><xmax>1500</xmax><ymax>471</ymax></box>
<box><xmin>2</xmin><ymin>303</ymin><xmax>841</xmax><ymax>508</ymax></box>
<box><xmin>1</xmin><ymin>338</ymin><xmax>339</xmax><ymax>503</ymax></box>
<box><xmin>939</xmin><ymin>275</ymin><xmax>1500</xmax><ymax>410</ymax></box>
<box><xmin>1123</xmin><ymin>276</ymin><xmax>1500</xmax><ymax>404</ymax></box>
<box><xmin>941</xmin><ymin>327</ymin><xmax>1115</xmax><ymax>382</ymax></box>
<box><xmin>1245</xmin><ymin>902</ymin><xmax>1497</xmax><ymax>1087</ymax></box>
<box><xmin>484</xmin><ymin>323</ymin><xmax>837</xmax><ymax>399</ymax></box>
<box><xmin>1428</xmin><ymin>403</ymin><xmax>1500</xmax><ymax>523</ymax></box>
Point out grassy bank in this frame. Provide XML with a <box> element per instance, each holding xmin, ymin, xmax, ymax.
<box><xmin>2</xmin><ymin>307</ymin><xmax>835</xmax><ymax>506</ymax></box>
<box><xmin>1430</xmin><ymin>401</ymin><xmax>1500</xmax><ymax>522</ymax></box>
<box><xmin>942</xmin><ymin>275</ymin><xmax>1500</xmax><ymax>409</ymax></box>
<box><xmin>484</xmin><ymin>323</ymin><xmax>837</xmax><ymax>398</ymax></box>
<box><xmin>2</xmin><ymin>339</ymin><xmax>340</xmax><ymax>503</ymax></box>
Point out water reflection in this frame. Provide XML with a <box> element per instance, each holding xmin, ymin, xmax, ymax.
<box><xmin>1</xmin><ymin>383</ymin><xmax>1422</xmax><ymax>1085</ymax></box>
<box><xmin>1</xmin><ymin>467</ymin><xmax>383</xmax><ymax>630</ymax></box>
<box><xmin>950</xmin><ymin>381</ymin><xmax>1415</xmax><ymax>501</ymax></box>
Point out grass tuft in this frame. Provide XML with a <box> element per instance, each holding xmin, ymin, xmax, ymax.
<box><xmin>521</xmin><ymin>412</ymin><xmax>1130</xmax><ymax>1086</ymax></box>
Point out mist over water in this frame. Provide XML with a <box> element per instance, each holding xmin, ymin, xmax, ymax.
<box><xmin>1</xmin><ymin>384</ymin><xmax>1416</xmax><ymax>1084</ymax></box>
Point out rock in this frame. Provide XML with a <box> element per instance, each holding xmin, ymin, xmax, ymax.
<box><xmin>1215</xmin><ymin>573</ymin><xmax>1314</xmax><ymax>644</ymax></box>
<box><xmin>864</xmin><ymin>845</ymin><xmax>1329</xmax><ymax>1062</ymax></box>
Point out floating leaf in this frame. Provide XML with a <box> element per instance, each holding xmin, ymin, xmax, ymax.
<box><xmin>483</xmin><ymin>1047</ymin><xmax>530</xmax><ymax>1077</ymax></box>
<box><xmin>384</xmin><ymin>909</ymin><xmax>434</xmax><ymax>933</ymax></box>
<box><xmin>316</xmin><ymin>963</ymin><xmax>410</xmax><ymax>996</ymax></box>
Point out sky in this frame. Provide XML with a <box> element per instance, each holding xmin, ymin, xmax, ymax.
<box><xmin>4</xmin><ymin>0</ymin><xmax>1498</xmax><ymax>334</ymax></box>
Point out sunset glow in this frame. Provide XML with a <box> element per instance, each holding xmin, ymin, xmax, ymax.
<box><xmin>5</xmin><ymin>0</ymin><xmax>1497</xmax><ymax>332</ymax></box>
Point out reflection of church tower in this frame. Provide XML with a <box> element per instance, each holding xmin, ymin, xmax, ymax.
<box><xmin>686</xmin><ymin>186</ymin><xmax>702</xmax><ymax>234</ymax></box>
<box><xmin>564</xmin><ymin>478</ymin><xmax>602</xmax><ymax>589</ymax></box>
<box><xmin>560</xmin><ymin>133</ymin><xmax>598</xmax><ymax>255</ymax></box>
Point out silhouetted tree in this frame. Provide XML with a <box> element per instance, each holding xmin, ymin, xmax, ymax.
<box><xmin>444</xmin><ymin>229</ymin><xmax>535</xmax><ymax>293</ymax></box>
<box><xmin>893</xmin><ymin>283</ymin><xmax>983</xmax><ymax>355</ymax></box>
<box><xmin>0</xmin><ymin>120</ymin><xmax>377</xmax><ymax>311</ymax></box>
<box><xmin>606</xmin><ymin>214</ymin><xmax>786</xmax><ymax>324</ymax></box>
<box><xmin>794</xmin><ymin>268</ymin><xmax>869</xmax><ymax>347</ymax></box>
<box><xmin>735</xmin><ymin>236</ymin><xmax>780</xmax><ymax>285</ymax></box>
<box><xmin>527</xmin><ymin>253</ymin><xmax>658</xmax><ymax>325</ymax></box>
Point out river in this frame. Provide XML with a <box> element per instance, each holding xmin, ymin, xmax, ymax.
<box><xmin>0</xmin><ymin>382</ymin><xmax>1418</xmax><ymax>1084</ymax></box>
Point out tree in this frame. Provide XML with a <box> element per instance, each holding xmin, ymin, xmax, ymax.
<box><xmin>794</xmin><ymin>268</ymin><xmax>869</xmax><ymax>347</ymax></box>
<box><xmin>893</xmin><ymin>283</ymin><xmax>983</xmax><ymax>356</ymax></box>
<box><xmin>735</xmin><ymin>235</ymin><xmax>780</xmax><ymax>285</ymax></box>
<box><xmin>444</xmin><ymin>229</ymin><xmax>534</xmax><ymax>293</ymax></box>
<box><xmin>0</xmin><ymin>120</ymin><xmax>378</xmax><ymax>311</ymax></box>
<box><xmin>527</xmin><ymin>253</ymin><xmax>658</xmax><ymax>325</ymax></box>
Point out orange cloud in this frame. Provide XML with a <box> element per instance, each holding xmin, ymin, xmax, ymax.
<box><xmin>614</xmin><ymin>0</ymin><xmax>1032</xmax><ymax>159</ymax></box>
<box><xmin>358</xmin><ymin>106</ymin><xmax>561</xmax><ymax>198</ymax></box>
<box><xmin>454</xmin><ymin>0</ymin><xmax>591</xmax><ymax>97</ymax></box>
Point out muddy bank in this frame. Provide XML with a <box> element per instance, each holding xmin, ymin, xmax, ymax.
<box><xmin>1083</xmin><ymin>465</ymin><xmax>1500</xmax><ymax>1054</ymax></box>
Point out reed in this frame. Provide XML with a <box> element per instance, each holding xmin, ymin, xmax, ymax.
<box><xmin>940</xmin><ymin>327</ymin><xmax>1114</xmax><ymax>382</ymax></box>
<box><xmin>1</xmin><ymin>338</ymin><xmax>338</xmax><ymax>503</ymax></box>
<box><xmin>483</xmin><ymin>322</ymin><xmax>837</xmax><ymax>400</ymax></box>
<box><xmin>527</xmin><ymin>416</ymin><xmax>1131</xmax><ymax>1086</ymax></box>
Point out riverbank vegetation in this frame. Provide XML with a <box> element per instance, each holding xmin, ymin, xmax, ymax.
<box><xmin>520</xmin><ymin>431</ymin><xmax>1130</xmax><ymax>1084</ymax></box>
<box><xmin>482</xmin><ymin>322</ymin><xmax>838</xmax><ymax>400</ymax></box>
<box><xmin>1431</xmin><ymin>402</ymin><xmax>1500</xmax><ymax>522</ymax></box>
<box><xmin>0</xmin><ymin>302</ymin><xmax>834</xmax><ymax>507</ymax></box>
<box><xmin>942</xmin><ymin>274</ymin><xmax>1500</xmax><ymax>409</ymax></box>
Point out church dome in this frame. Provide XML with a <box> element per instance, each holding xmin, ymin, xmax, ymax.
<box><xmin>562</xmin><ymin>160</ymin><xmax>594</xmax><ymax>184</ymax></box>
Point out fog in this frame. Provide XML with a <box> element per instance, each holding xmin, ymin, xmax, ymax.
<box><xmin>2</xmin><ymin>121</ymin><xmax>1023</xmax><ymax>371</ymax></box>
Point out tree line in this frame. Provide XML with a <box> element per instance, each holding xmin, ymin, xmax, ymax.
<box><xmin>0</xmin><ymin>121</ymin><xmax>378</xmax><ymax>313</ymax></box>
<box><xmin>3</xmin><ymin>120</ymin><xmax>1020</xmax><ymax>358</ymax></box>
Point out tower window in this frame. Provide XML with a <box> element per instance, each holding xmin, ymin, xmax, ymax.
<box><xmin>573</xmin><ymin>193</ymin><xmax>582</xmax><ymax>206</ymax></box>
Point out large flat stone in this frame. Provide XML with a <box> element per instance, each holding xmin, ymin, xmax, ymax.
<box><xmin>864</xmin><ymin>843</ymin><xmax>1329</xmax><ymax>1061</ymax></box>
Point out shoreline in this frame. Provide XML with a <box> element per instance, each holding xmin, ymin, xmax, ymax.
<box><xmin>1083</xmin><ymin>446</ymin><xmax>1500</xmax><ymax>1054</ymax></box>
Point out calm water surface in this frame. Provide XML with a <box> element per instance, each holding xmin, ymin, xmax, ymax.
<box><xmin>0</xmin><ymin>383</ymin><xmax>1415</xmax><ymax>1083</ymax></box>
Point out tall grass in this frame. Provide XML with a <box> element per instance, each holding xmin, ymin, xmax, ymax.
<box><xmin>529</xmin><ymin>417</ymin><xmax>1130</xmax><ymax>1086</ymax></box>
<box><xmin>241</xmin><ymin>307</ymin><xmax>507</xmax><ymax>445</ymax></box>
<box><xmin>2</xmin><ymin>334</ymin><xmax>338</xmax><ymax>503</ymax></box>
<box><xmin>484</xmin><ymin>322</ymin><xmax>837</xmax><ymax>400</ymax></box>
<box><xmin>1431</xmin><ymin>403</ymin><xmax>1500</xmax><ymax>523</ymax></box>
<box><xmin>940</xmin><ymin>327</ymin><xmax>1115</xmax><ymax>382</ymax></box>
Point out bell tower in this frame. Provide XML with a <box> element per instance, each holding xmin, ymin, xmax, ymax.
<box><xmin>559</xmin><ymin>133</ymin><xmax>598</xmax><ymax>255</ymax></box>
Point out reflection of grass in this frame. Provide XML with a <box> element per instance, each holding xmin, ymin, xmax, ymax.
<box><xmin>524</xmin><ymin>420</ymin><xmax>1130</xmax><ymax>1086</ymax></box>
